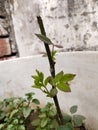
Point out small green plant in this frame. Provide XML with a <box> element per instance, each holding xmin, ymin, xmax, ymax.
<box><xmin>0</xmin><ymin>93</ymin><xmax>40</xmax><ymax>130</ymax></box>
<box><xmin>32</xmin><ymin>102</ymin><xmax>58</xmax><ymax>130</ymax></box>
<box><xmin>62</xmin><ymin>105</ymin><xmax>86</xmax><ymax>129</ymax></box>
<box><xmin>31</xmin><ymin>104</ymin><xmax>85</xmax><ymax>130</ymax></box>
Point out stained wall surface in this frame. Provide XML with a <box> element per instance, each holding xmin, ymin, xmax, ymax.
<box><xmin>0</xmin><ymin>0</ymin><xmax>18</xmax><ymax>60</ymax></box>
<box><xmin>10</xmin><ymin>0</ymin><xmax>98</xmax><ymax>57</ymax></box>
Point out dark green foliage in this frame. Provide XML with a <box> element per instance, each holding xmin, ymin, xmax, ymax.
<box><xmin>73</xmin><ymin>115</ymin><xmax>86</xmax><ymax>127</ymax></box>
<box><xmin>63</xmin><ymin>105</ymin><xmax>85</xmax><ymax>128</ymax></box>
<box><xmin>57</xmin><ymin>123</ymin><xmax>73</xmax><ymax>130</ymax></box>
<box><xmin>32</xmin><ymin>103</ymin><xmax>58</xmax><ymax>130</ymax></box>
<box><xmin>0</xmin><ymin>93</ymin><xmax>40</xmax><ymax>130</ymax></box>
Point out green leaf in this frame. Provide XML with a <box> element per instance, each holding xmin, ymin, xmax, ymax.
<box><xmin>46</xmin><ymin>102</ymin><xmax>54</xmax><ymax>108</ymax></box>
<box><xmin>32</xmin><ymin>119</ymin><xmax>40</xmax><ymax>126</ymax></box>
<box><xmin>73</xmin><ymin>115</ymin><xmax>86</xmax><ymax>127</ymax></box>
<box><xmin>32</xmin><ymin>75</ymin><xmax>39</xmax><ymax>80</ymax></box>
<box><xmin>6</xmin><ymin>124</ymin><xmax>14</xmax><ymax>130</ymax></box>
<box><xmin>51</xmin><ymin>50</ymin><xmax>57</xmax><ymax>61</ymax></box>
<box><xmin>18</xmin><ymin>97</ymin><xmax>26</xmax><ymax>104</ymax></box>
<box><xmin>70</xmin><ymin>105</ymin><xmax>78</xmax><ymax>114</ymax></box>
<box><xmin>0</xmin><ymin>111</ymin><xmax>5</xmax><ymax>120</ymax></box>
<box><xmin>22</xmin><ymin>106</ymin><xmax>31</xmax><ymax>118</ymax></box>
<box><xmin>39</xmin><ymin>113</ymin><xmax>46</xmax><ymax>118</ymax></box>
<box><xmin>18</xmin><ymin>125</ymin><xmax>25</xmax><ymax>130</ymax></box>
<box><xmin>33</xmin><ymin>70</ymin><xmax>44</xmax><ymax>83</ymax></box>
<box><xmin>0</xmin><ymin>124</ymin><xmax>4</xmax><ymax>129</ymax></box>
<box><xmin>9</xmin><ymin>109</ymin><xmax>18</xmax><ymax>118</ymax></box>
<box><xmin>0</xmin><ymin>101</ymin><xmax>3</xmax><ymax>108</ymax></box>
<box><xmin>38</xmin><ymin>72</ymin><xmax>44</xmax><ymax>82</ymax></box>
<box><xmin>57</xmin><ymin>83</ymin><xmax>71</xmax><ymax>92</ymax></box>
<box><xmin>53</xmin><ymin>71</ymin><xmax>64</xmax><ymax>85</ymax></box>
<box><xmin>36</xmin><ymin>69</ymin><xmax>40</xmax><ymax>75</ymax></box>
<box><xmin>61</xmin><ymin>74</ymin><xmax>76</xmax><ymax>82</ymax></box>
<box><xmin>25</xmin><ymin>92</ymin><xmax>35</xmax><ymax>101</ymax></box>
<box><xmin>41</xmin><ymin>107</ymin><xmax>49</xmax><ymax>113</ymax></box>
<box><xmin>40</xmin><ymin>118</ymin><xmax>48</xmax><ymax>128</ymax></box>
<box><xmin>57</xmin><ymin>125</ymin><xmax>71</xmax><ymax>130</ymax></box>
<box><xmin>48</xmin><ymin>109</ymin><xmax>57</xmax><ymax>117</ymax></box>
<box><xmin>66</xmin><ymin>123</ymin><xmax>74</xmax><ymax>130</ymax></box>
<box><xmin>35</xmin><ymin>34</ymin><xmax>53</xmax><ymax>45</ymax></box>
<box><xmin>32</xmin><ymin>85</ymin><xmax>41</xmax><ymax>89</ymax></box>
<box><xmin>49</xmin><ymin>119</ymin><xmax>58</xmax><ymax>129</ymax></box>
<box><xmin>50</xmin><ymin>88</ymin><xmax>58</xmax><ymax>97</ymax></box>
<box><xmin>63</xmin><ymin>114</ymin><xmax>71</xmax><ymax>123</ymax></box>
<box><xmin>44</xmin><ymin>76</ymin><xmax>51</xmax><ymax>86</ymax></box>
<box><xmin>13</xmin><ymin>119</ymin><xmax>18</xmax><ymax>125</ymax></box>
<box><xmin>40</xmin><ymin>128</ymin><xmax>47</xmax><ymax>130</ymax></box>
<box><xmin>34</xmin><ymin>80</ymin><xmax>42</xmax><ymax>86</ymax></box>
<box><xmin>32</xmin><ymin>99</ymin><xmax>40</xmax><ymax>105</ymax></box>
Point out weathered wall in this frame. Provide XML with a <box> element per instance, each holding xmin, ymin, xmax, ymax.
<box><xmin>10</xmin><ymin>0</ymin><xmax>98</xmax><ymax>57</ymax></box>
<box><xmin>0</xmin><ymin>0</ymin><xmax>18</xmax><ymax>60</ymax></box>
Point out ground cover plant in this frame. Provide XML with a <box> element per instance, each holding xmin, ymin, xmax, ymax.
<box><xmin>0</xmin><ymin>16</ymin><xmax>86</xmax><ymax>130</ymax></box>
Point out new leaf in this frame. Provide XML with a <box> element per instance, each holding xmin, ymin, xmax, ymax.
<box><xmin>61</xmin><ymin>74</ymin><xmax>76</xmax><ymax>82</ymax></box>
<box><xmin>35</xmin><ymin>34</ymin><xmax>53</xmax><ymax>45</ymax></box>
<box><xmin>57</xmin><ymin>83</ymin><xmax>71</xmax><ymax>92</ymax></box>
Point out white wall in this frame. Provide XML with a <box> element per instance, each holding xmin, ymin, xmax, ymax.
<box><xmin>0</xmin><ymin>52</ymin><xmax>98</xmax><ymax>130</ymax></box>
<box><xmin>10</xmin><ymin>0</ymin><xmax>98</xmax><ymax>57</ymax></box>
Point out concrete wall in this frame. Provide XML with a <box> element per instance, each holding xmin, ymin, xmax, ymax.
<box><xmin>0</xmin><ymin>0</ymin><xmax>18</xmax><ymax>60</ymax></box>
<box><xmin>10</xmin><ymin>0</ymin><xmax>98</xmax><ymax>57</ymax></box>
<box><xmin>0</xmin><ymin>52</ymin><xmax>98</xmax><ymax>130</ymax></box>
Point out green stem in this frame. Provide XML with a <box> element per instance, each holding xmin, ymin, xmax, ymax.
<box><xmin>37</xmin><ymin>16</ymin><xmax>64</xmax><ymax>124</ymax></box>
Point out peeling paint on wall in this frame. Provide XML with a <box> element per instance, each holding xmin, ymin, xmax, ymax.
<box><xmin>9</xmin><ymin>0</ymin><xmax>98</xmax><ymax>57</ymax></box>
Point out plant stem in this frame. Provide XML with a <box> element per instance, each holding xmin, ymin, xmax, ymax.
<box><xmin>37</xmin><ymin>16</ymin><xmax>55</xmax><ymax>77</ymax></box>
<box><xmin>37</xmin><ymin>16</ymin><xmax>64</xmax><ymax>124</ymax></box>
